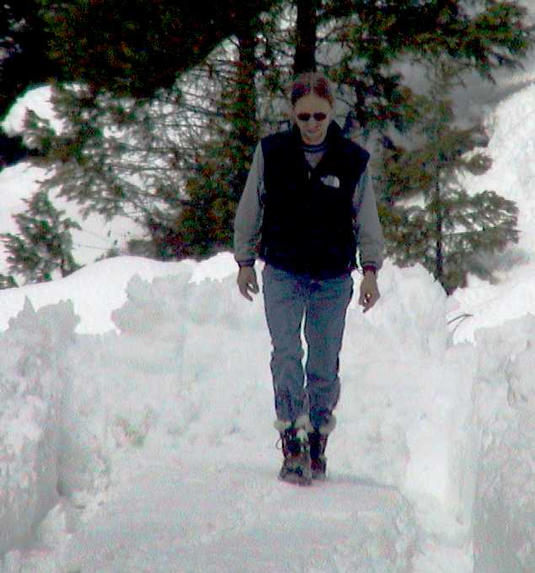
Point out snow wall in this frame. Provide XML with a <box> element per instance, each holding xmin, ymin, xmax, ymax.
<box><xmin>0</xmin><ymin>300</ymin><xmax>77</xmax><ymax>553</ymax></box>
<box><xmin>0</xmin><ymin>257</ymin><xmax>533</xmax><ymax>569</ymax></box>
<box><xmin>472</xmin><ymin>317</ymin><xmax>535</xmax><ymax>572</ymax></box>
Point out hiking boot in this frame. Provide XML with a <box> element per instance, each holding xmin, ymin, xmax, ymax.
<box><xmin>308</xmin><ymin>430</ymin><xmax>328</xmax><ymax>480</ymax></box>
<box><xmin>308</xmin><ymin>414</ymin><xmax>336</xmax><ymax>480</ymax></box>
<box><xmin>275</xmin><ymin>416</ymin><xmax>312</xmax><ymax>486</ymax></box>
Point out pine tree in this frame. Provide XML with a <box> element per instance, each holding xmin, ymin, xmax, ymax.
<box><xmin>175</xmin><ymin>19</ymin><xmax>261</xmax><ymax>258</ymax></box>
<box><xmin>24</xmin><ymin>19</ymin><xmax>267</xmax><ymax>260</ymax></box>
<box><xmin>323</xmin><ymin>0</ymin><xmax>532</xmax><ymax>134</ymax></box>
<box><xmin>23</xmin><ymin>81</ymin><xmax>197</xmax><ymax>256</ymax></box>
<box><xmin>36</xmin><ymin>0</ymin><xmax>278</xmax><ymax>98</ymax></box>
<box><xmin>20</xmin><ymin>0</ymin><xmax>532</xmax><ymax>267</ymax></box>
<box><xmin>377</xmin><ymin>67</ymin><xmax>519</xmax><ymax>293</ymax></box>
<box><xmin>0</xmin><ymin>191</ymin><xmax>81</xmax><ymax>284</ymax></box>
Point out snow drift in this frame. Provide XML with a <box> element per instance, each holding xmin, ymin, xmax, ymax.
<box><xmin>0</xmin><ymin>252</ymin><xmax>533</xmax><ymax>571</ymax></box>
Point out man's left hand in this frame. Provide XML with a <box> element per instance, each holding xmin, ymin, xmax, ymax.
<box><xmin>358</xmin><ymin>271</ymin><xmax>380</xmax><ymax>313</ymax></box>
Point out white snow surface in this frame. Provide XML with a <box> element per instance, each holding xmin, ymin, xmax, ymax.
<box><xmin>1</xmin><ymin>61</ymin><xmax>535</xmax><ymax>573</ymax></box>
<box><xmin>0</xmin><ymin>256</ymin><xmax>476</xmax><ymax>573</ymax></box>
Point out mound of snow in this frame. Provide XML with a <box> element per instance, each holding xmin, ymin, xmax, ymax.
<box><xmin>0</xmin><ymin>258</ymin><xmax>473</xmax><ymax>571</ymax></box>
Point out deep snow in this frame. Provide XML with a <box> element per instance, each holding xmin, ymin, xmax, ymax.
<box><xmin>1</xmin><ymin>30</ymin><xmax>535</xmax><ymax>573</ymax></box>
<box><xmin>1</xmin><ymin>248</ymin><xmax>533</xmax><ymax>572</ymax></box>
<box><xmin>0</xmin><ymin>256</ymin><xmax>472</xmax><ymax>572</ymax></box>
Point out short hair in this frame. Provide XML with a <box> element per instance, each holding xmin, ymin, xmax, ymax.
<box><xmin>290</xmin><ymin>72</ymin><xmax>335</xmax><ymax>108</ymax></box>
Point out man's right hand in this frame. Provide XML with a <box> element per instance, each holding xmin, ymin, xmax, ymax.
<box><xmin>237</xmin><ymin>266</ymin><xmax>259</xmax><ymax>301</ymax></box>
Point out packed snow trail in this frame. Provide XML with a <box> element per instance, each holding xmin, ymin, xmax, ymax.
<box><xmin>60</xmin><ymin>446</ymin><xmax>416</xmax><ymax>573</ymax></box>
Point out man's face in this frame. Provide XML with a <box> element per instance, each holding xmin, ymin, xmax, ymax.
<box><xmin>293</xmin><ymin>94</ymin><xmax>332</xmax><ymax>145</ymax></box>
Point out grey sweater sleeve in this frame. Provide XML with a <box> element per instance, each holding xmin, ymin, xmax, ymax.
<box><xmin>353</xmin><ymin>168</ymin><xmax>384</xmax><ymax>271</ymax></box>
<box><xmin>233</xmin><ymin>143</ymin><xmax>264</xmax><ymax>266</ymax></box>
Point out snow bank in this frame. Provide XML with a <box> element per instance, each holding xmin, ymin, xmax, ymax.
<box><xmin>472</xmin><ymin>316</ymin><xmax>535</xmax><ymax>572</ymax></box>
<box><xmin>453</xmin><ymin>83</ymin><xmax>535</xmax><ymax>342</ymax></box>
<box><xmin>339</xmin><ymin>263</ymin><xmax>478</xmax><ymax>546</ymax></box>
<box><xmin>0</xmin><ymin>253</ymin><xmax>533</xmax><ymax>570</ymax></box>
<box><xmin>0</xmin><ymin>257</ymin><xmax>468</xmax><ymax>566</ymax></box>
<box><xmin>0</xmin><ymin>253</ymin><xmax>237</xmax><ymax>334</ymax></box>
<box><xmin>0</xmin><ymin>300</ymin><xmax>78</xmax><ymax>554</ymax></box>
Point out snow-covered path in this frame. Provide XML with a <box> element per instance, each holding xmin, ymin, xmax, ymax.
<box><xmin>1</xmin><ymin>252</ymin><xmax>533</xmax><ymax>572</ymax></box>
<box><xmin>62</xmin><ymin>445</ymin><xmax>415</xmax><ymax>573</ymax></box>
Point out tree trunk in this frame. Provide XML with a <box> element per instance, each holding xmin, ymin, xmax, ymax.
<box><xmin>232</xmin><ymin>22</ymin><xmax>259</xmax><ymax>196</ymax></box>
<box><xmin>293</xmin><ymin>0</ymin><xmax>319</xmax><ymax>74</ymax></box>
<box><xmin>235</xmin><ymin>24</ymin><xmax>258</xmax><ymax>151</ymax></box>
<box><xmin>434</xmin><ymin>178</ymin><xmax>444</xmax><ymax>284</ymax></box>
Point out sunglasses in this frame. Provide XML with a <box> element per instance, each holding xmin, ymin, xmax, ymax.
<box><xmin>296</xmin><ymin>112</ymin><xmax>328</xmax><ymax>122</ymax></box>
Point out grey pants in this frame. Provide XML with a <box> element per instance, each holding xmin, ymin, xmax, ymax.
<box><xmin>262</xmin><ymin>264</ymin><xmax>354</xmax><ymax>430</ymax></box>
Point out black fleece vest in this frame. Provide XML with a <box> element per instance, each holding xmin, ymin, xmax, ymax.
<box><xmin>259</xmin><ymin>123</ymin><xmax>369</xmax><ymax>278</ymax></box>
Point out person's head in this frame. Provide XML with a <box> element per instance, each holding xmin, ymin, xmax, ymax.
<box><xmin>290</xmin><ymin>72</ymin><xmax>334</xmax><ymax>145</ymax></box>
